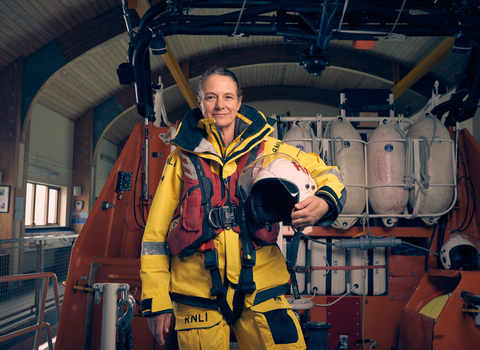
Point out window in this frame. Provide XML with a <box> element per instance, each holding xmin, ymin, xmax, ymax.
<box><xmin>25</xmin><ymin>182</ymin><xmax>60</xmax><ymax>226</ymax></box>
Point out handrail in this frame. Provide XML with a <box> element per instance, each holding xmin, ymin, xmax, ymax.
<box><xmin>0</xmin><ymin>272</ymin><xmax>61</xmax><ymax>350</ymax></box>
<box><xmin>0</xmin><ymin>234</ymin><xmax>78</xmax><ymax>245</ymax></box>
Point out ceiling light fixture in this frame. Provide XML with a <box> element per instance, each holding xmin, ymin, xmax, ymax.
<box><xmin>299</xmin><ymin>45</ymin><xmax>331</xmax><ymax>76</ymax></box>
<box><xmin>149</xmin><ymin>34</ymin><xmax>167</xmax><ymax>55</ymax></box>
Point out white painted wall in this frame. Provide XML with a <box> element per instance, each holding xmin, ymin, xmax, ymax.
<box><xmin>29</xmin><ymin>104</ymin><xmax>75</xmax><ymax>227</ymax></box>
<box><xmin>247</xmin><ymin>100</ymin><xmax>339</xmax><ymax>119</ymax></box>
<box><xmin>29</xmin><ymin>104</ymin><xmax>74</xmax><ymax>186</ymax></box>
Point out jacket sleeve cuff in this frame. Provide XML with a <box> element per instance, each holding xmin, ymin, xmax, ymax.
<box><xmin>141</xmin><ymin>297</ymin><xmax>173</xmax><ymax>317</ymax></box>
<box><xmin>314</xmin><ymin>186</ymin><xmax>344</xmax><ymax>226</ymax></box>
<box><xmin>143</xmin><ymin>309</ymin><xmax>174</xmax><ymax>317</ymax></box>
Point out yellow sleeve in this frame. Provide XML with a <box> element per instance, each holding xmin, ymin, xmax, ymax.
<box><xmin>140</xmin><ymin>148</ymin><xmax>184</xmax><ymax>315</ymax></box>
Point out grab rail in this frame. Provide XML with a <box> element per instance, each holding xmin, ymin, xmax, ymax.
<box><xmin>0</xmin><ymin>272</ymin><xmax>61</xmax><ymax>350</ymax></box>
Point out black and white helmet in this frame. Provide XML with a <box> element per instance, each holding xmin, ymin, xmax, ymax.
<box><xmin>238</xmin><ymin>153</ymin><xmax>316</xmax><ymax>227</ymax></box>
<box><xmin>440</xmin><ymin>233</ymin><xmax>480</xmax><ymax>271</ymax></box>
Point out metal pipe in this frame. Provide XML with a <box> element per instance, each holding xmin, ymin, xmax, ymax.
<box><xmin>93</xmin><ymin>283</ymin><xmax>131</xmax><ymax>350</ymax></box>
<box><xmin>184</xmin><ymin>3</ymin><xmax>280</xmax><ymax>29</ymax></box>
<box><xmin>33</xmin><ymin>276</ymin><xmax>47</xmax><ymax>349</ymax></box>
<box><xmin>144</xmin><ymin>120</ymin><xmax>149</xmax><ymax>201</ymax></box>
<box><xmin>132</xmin><ymin>29</ymin><xmax>154</xmax><ymax>119</ymax></box>
<box><xmin>279</xmin><ymin>116</ymin><xmax>414</xmax><ymax>125</ymax></box>
<box><xmin>317</xmin><ymin>0</ymin><xmax>338</xmax><ymax>49</ymax></box>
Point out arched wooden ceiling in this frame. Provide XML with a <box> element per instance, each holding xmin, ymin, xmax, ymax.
<box><xmin>0</xmin><ymin>0</ymin><xmax>470</xmax><ymax>149</ymax></box>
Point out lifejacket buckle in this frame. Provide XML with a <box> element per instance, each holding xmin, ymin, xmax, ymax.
<box><xmin>220</xmin><ymin>205</ymin><xmax>237</xmax><ymax>229</ymax></box>
<box><xmin>242</xmin><ymin>281</ymin><xmax>256</xmax><ymax>294</ymax></box>
<box><xmin>203</xmin><ymin>248</ymin><xmax>219</xmax><ymax>270</ymax></box>
<box><xmin>208</xmin><ymin>205</ymin><xmax>237</xmax><ymax>230</ymax></box>
<box><xmin>210</xmin><ymin>285</ymin><xmax>223</xmax><ymax>297</ymax></box>
<box><xmin>242</xmin><ymin>249</ymin><xmax>256</xmax><ymax>268</ymax></box>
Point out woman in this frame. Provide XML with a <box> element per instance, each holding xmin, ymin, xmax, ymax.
<box><xmin>140</xmin><ymin>67</ymin><xmax>346</xmax><ymax>349</ymax></box>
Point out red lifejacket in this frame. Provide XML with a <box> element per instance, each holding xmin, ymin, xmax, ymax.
<box><xmin>167</xmin><ymin>141</ymin><xmax>278</xmax><ymax>257</ymax></box>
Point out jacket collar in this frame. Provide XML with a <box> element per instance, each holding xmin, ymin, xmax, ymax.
<box><xmin>170</xmin><ymin>104</ymin><xmax>275</xmax><ymax>155</ymax></box>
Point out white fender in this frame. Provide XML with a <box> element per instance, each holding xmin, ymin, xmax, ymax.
<box><xmin>282</xmin><ymin>119</ymin><xmax>315</xmax><ymax>153</ymax></box>
<box><xmin>367</xmin><ymin>121</ymin><xmax>408</xmax><ymax>227</ymax></box>
<box><xmin>324</xmin><ymin>118</ymin><xmax>366</xmax><ymax>230</ymax></box>
<box><xmin>406</xmin><ymin>115</ymin><xmax>454</xmax><ymax>225</ymax></box>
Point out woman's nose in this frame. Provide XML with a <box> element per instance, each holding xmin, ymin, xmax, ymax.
<box><xmin>215</xmin><ymin>97</ymin><xmax>225</xmax><ymax>109</ymax></box>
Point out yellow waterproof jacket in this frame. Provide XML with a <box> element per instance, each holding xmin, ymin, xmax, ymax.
<box><xmin>140</xmin><ymin>105</ymin><xmax>346</xmax><ymax>316</ymax></box>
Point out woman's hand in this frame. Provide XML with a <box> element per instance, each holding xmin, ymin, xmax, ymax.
<box><xmin>291</xmin><ymin>196</ymin><xmax>329</xmax><ymax>229</ymax></box>
<box><xmin>147</xmin><ymin>313</ymin><xmax>174</xmax><ymax>346</ymax></box>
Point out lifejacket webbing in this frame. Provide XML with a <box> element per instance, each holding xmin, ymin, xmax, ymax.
<box><xmin>326</xmin><ymin>238</ymin><xmax>332</xmax><ymax>295</ymax></box>
<box><xmin>238</xmin><ymin>200</ymin><xmax>256</xmax><ymax>294</ymax></box>
<box><xmin>235</xmin><ymin>142</ymin><xmax>264</xmax><ymax>297</ymax></box>
<box><xmin>198</xmin><ymin>242</ymin><xmax>237</xmax><ymax>324</ymax></box>
<box><xmin>286</xmin><ymin>228</ymin><xmax>303</xmax><ymax>300</ymax></box>
<box><xmin>170</xmin><ymin>293</ymin><xmax>219</xmax><ymax>311</ymax></box>
<box><xmin>253</xmin><ymin>283</ymin><xmax>290</xmax><ymax>305</ymax></box>
<box><xmin>368</xmin><ymin>249</ymin><xmax>374</xmax><ymax>295</ymax></box>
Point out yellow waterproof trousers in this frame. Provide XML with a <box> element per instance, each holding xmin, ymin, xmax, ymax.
<box><xmin>173</xmin><ymin>294</ymin><xmax>306</xmax><ymax>350</ymax></box>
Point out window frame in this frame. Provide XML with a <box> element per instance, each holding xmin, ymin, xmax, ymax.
<box><xmin>25</xmin><ymin>182</ymin><xmax>61</xmax><ymax>227</ymax></box>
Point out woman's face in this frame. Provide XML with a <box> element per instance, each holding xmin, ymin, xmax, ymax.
<box><xmin>198</xmin><ymin>74</ymin><xmax>242</xmax><ymax>131</ymax></box>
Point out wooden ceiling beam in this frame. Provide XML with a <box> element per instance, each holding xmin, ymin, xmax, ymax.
<box><xmin>391</xmin><ymin>37</ymin><xmax>455</xmax><ymax>99</ymax></box>
<box><xmin>128</xmin><ymin>0</ymin><xmax>151</xmax><ymax>18</ymax></box>
<box><xmin>162</xmin><ymin>41</ymin><xmax>197</xmax><ymax>108</ymax></box>
<box><xmin>55</xmin><ymin>7</ymin><xmax>140</xmax><ymax>62</ymax></box>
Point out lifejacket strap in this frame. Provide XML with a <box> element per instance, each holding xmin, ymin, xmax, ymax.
<box><xmin>199</xmin><ymin>246</ymin><xmax>237</xmax><ymax>324</ymax></box>
<box><xmin>238</xmin><ymin>200</ymin><xmax>257</xmax><ymax>294</ymax></box>
<box><xmin>240</xmin><ymin>263</ymin><xmax>256</xmax><ymax>294</ymax></box>
<box><xmin>286</xmin><ymin>229</ymin><xmax>302</xmax><ymax>300</ymax></box>
<box><xmin>209</xmin><ymin>263</ymin><xmax>237</xmax><ymax>325</ymax></box>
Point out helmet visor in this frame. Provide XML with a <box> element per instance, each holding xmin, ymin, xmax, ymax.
<box><xmin>238</xmin><ymin>153</ymin><xmax>308</xmax><ymax>203</ymax></box>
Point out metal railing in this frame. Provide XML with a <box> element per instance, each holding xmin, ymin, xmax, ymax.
<box><xmin>0</xmin><ymin>232</ymin><xmax>78</xmax><ymax>349</ymax></box>
<box><xmin>0</xmin><ymin>272</ymin><xmax>61</xmax><ymax>350</ymax></box>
